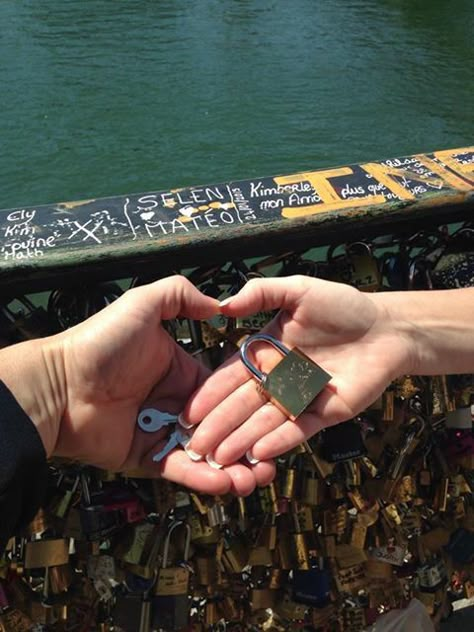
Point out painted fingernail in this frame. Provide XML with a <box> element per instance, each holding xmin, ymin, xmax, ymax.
<box><xmin>206</xmin><ymin>453</ymin><xmax>223</xmax><ymax>469</ymax></box>
<box><xmin>245</xmin><ymin>449</ymin><xmax>260</xmax><ymax>465</ymax></box>
<box><xmin>218</xmin><ymin>296</ymin><xmax>235</xmax><ymax>308</ymax></box>
<box><xmin>177</xmin><ymin>413</ymin><xmax>194</xmax><ymax>430</ymax></box>
<box><xmin>184</xmin><ymin>445</ymin><xmax>204</xmax><ymax>462</ymax></box>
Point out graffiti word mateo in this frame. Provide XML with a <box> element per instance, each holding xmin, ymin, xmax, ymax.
<box><xmin>143</xmin><ymin>207</ymin><xmax>256</xmax><ymax>237</ymax></box>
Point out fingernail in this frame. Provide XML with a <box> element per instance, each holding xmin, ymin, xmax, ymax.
<box><xmin>245</xmin><ymin>449</ymin><xmax>260</xmax><ymax>465</ymax></box>
<box><xmin>218</xmin><ymin>296</ymin><xmax>235</xmax><ymax>308</ymax></box>
<box><xmin>206</xmin><ymin>453</ymin><xmax>223</xmax><ymax>469</ymax></box>
<box><xmin>177</xmin><ymin>413</ymin><xmax>194</xmax><ymax>430</ymax></box>
<box><xmin>185</xmin><ymin>445</ymin><xmax>204</xmax><ymax>462</ymax></box>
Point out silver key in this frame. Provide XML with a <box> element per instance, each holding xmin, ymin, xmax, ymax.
<box><xmin>137</xmin><ymin>408</ymin><xmax>177</xmax><ymax>433</ymax></box>
<box><xmin>137</xmin><ymin>407</ymin><xmax>194</xmax><ymax>462</ymax></box>
<box><xmin>152</xmin><ymin>426</ymin><xmax>192</xmax><ymax>463</ymax></box>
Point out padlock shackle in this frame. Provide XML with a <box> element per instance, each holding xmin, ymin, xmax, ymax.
<box><xmin>162</xmin><ymin>521</ymin><xmax>191</xmax><ymax>568</ymax></box>
<box><xmin>240</xmin><ymin>333</ymin><xmax>289</xmax><ymax>383</ymax></box>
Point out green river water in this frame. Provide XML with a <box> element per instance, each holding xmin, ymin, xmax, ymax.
<box><xmin>1</xmin><ymin>0</ymin><xmax>473</xmax><ymax>210</ymax></box>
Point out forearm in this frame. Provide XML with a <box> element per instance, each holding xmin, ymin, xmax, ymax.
<box><xmin>0</xmin><ymin>336</ymin><xmax>66</xmax><ymax>457</ymax></box>
<box><xmin>375</xmin><ymin>288</ymin><xmax>474</xmax><ymax>376</ymax></box>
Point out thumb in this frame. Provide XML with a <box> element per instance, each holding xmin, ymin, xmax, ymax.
<box><xmin>134</xmin><ymin>275</ymin><xmax>219</xmax><ymax>320</ymax></box>
<box><xmin>219</xmin><ymin>275</ymin><xmax>314</xmax><ymax>316</ymax></box>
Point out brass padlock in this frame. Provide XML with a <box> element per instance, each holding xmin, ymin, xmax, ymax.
<box><xmin>155</xmin><ymin>521</ymin><xmax>191</xmax><ymax>596</ymax></box>
<box><xmin>250</xmin><ymin>587</ymin><xmax>278</xmax><ymax>611</ymax></box>
<box><xmin>24</xmin><ymin>539</ymin><xmax>70</xmax><ymax>569</ymax></box>
<box><xmin>240</xmin><ymin>333</ymin><xmax>332</xmax><ymax>420</ymax></box>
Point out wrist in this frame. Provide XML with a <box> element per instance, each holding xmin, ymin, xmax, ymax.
<box><xmin>373</xmin><ymin>288</ymin><xmax>474</xmax><ymax>376</ymax></box>
<box><xmin>0</xmin><ymin>336</ymin><xmax>67</xmax><ymax>457</ymax></box>
<box><xmin>371</xmin><ymin>291</ymin><xmax>422</xmax><ymax>378</ymax></box>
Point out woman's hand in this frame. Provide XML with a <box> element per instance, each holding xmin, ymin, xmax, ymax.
<box><xmin>184</xmin><ymin>276</ymin><xmax>416</xmax><ymax>465</ymax></box>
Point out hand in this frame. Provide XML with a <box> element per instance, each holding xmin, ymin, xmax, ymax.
<box><xmin>184</xmin><ymin>276</ymin><xmax>416</xmax><ymax>464</ymax></box>
<box><xmin>0</xmin><ymin>276</ymin><xmax>275</xmax><ymax>496</ymax></box>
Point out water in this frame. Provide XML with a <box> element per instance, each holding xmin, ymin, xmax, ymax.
<box><xmin>0</xmin><ymin>0</ymin><xmax>472</xmax><ymax>210</ymax></box>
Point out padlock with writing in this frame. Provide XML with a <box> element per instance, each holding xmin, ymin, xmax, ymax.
<box><xmin>153</xmin><ymin>521</ymin><xmax>192</xmax><ymax>631</ymax></box>
<box><xmin>293</xmin><ymin>556</ymin><xmax>331</xmax><ymax>608</ymax></box>
<box><xmin>240</xmin><ymin>333</ymin><xmax>331</xmax><ymax>420</ymax></box>
<box><xmin>320</xmin><ymin>420</ymin><xmax>367</xmax><ymax>463</ymax></box>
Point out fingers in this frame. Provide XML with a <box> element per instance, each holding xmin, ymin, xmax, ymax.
<box><xmin>129</xmin><ymin>274</ymin><xmax>219</xmax><ymax>321</ymax></box>
<box><xmin>219</xmin><ymin>275</ymin><xmax>313</xmax><ymax>317</ymax></box>
<box><xmin>250</xmin><ymin>414</ymin><xmax>325</xmax><ymax>461</ymax></box>
<box><xmin>197</xmin><ymin>383</ymin><xmax>353</xmax><ymax>466</ymax></box>
<box><xmin>182</xmin><ymin>353</ymin><xmax>253</xmax><ymax>425</ymax></box>
<box><xmin>187</xmin><ymin>378</ymin><xmax>275</xmax><ymax>458</ymax></box>
<box><xmin>138</xmin><ymin>444</ymin><xmax>276</xmax><ymax>497</ymax></box>
<box><xmin>211</xmin><ymin>401</ymin><xmax>288</xmax><ymax>465</ymax></box>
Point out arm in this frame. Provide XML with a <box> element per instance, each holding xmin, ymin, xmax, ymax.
<box><xmin>0</xmin><ymin>276</ymin><xmax>276</xmax><ymax>547</ymax></box>
<box><xmin>184</xmin><ymin>277</ymin><xmax>474</xmax><ymax>465</ymax></box>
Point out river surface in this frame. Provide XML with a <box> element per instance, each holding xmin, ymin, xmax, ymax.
<box><xmin>0</xmin><ymin>0</ymin><xmax>472</xmax><ymax>209</ymax></box>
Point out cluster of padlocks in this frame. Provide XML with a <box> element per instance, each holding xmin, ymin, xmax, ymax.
<box><xmin>2</xmin><ymin>221</ymin><xmax>474</xmax><ymax>631</ymax></box>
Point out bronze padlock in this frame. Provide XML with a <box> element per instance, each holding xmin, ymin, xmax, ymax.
<box><xmin>240</xmin><ymin>333</ymin><xmax>331</xmax><ymax>420</ymax></box>
<box><xmin>250</xmin><ymin>587</ymin><xmax>278</xmax><ymax>611</ymax></box>
<box><xmin>24</xmin><ymin>539</ymin><xmax>70</xmax><ymax>569</ymax></box>
<box><xmin>195</xmin><ymin>555</ymin><xmax>219</xmax><ymax>586</ymax></box>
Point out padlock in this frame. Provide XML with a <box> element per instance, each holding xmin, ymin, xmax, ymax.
<box><xmin>249</xmin><ymin>586</ymin><xmax>278</xmax><ymax>611</ymax></box>
<box><xmin>222</xmin><ymin>530</ymin><xmax>249</xmax><ymax>574</ymax></box>
<box><xmin>49</xmin><ymin>472</ymin><xmax>80</xmax><ymax>520</ymax></box>
<box><xmin>218</xmin><ymin>595</ymin><xmax>240</xmax><ymax>621</ymax></box>
<box><xmin>194</xmin><ymin>555</ymin><xmax>219</xmax><ymax>586</ymax></box>
<box><xmin>407</xmin><ymin>256</ymin><xmax>434</xmax><ymax>290</ymax></box>
<box><xmin>301</xmin><ymin>468</ymin><xmax>325</xmax><ymax>505</ymax></box>
<box><xmin>292</xmin><ymin>561</ymin><xmax>331</xmax><ymax>607</ymax></box>
<box><xmin>274</xmin><ymin>593</ymin><xmax>307</xmax><ymax>621</ymax></box>
<box><xmin>0</xmin><ymin>607</ymin><xmax>34</xmax><ymax>631</ymax></box>
<box><xmin>258</xmin><ymin>514</ymin><xmax>277</xmax><ymax>551</ymax></box>
<box><xmin>114</xmin><ymin>522</ymin><xmax>162</xmax><ymax>578</ymax></box>
<box><xmin>445</xmin><ymin>406</ymin><xmax>473</xmax><ymax>430</ymax></box>
<box><xmin>79</xmin><ymin>475</ymin><xmax>145</xmax><ymax>541</ymax></box>
<box><xmin>417</xmin><ymin>557</ymin><xmax>447</xmax><ymax>592</ymax></box>
<box><xmin>320</xmin><ymin>420</ymin><xmax>367</xmax><ymax>463</ymax></box>
<box><xmin>203</xmin><ymin>598</ymin><xmax>219</xmax><ymax>625</ymax></box>
<box><xmin>345</xmin><ymin>241</ymin><xmax>381</xmax><ymax>292</ymax></box>
<box><xmin>24</xmin><ymin>539</ymin><xmax>70</xmax><ymax>569</ymax></box>
<box><xmin>432</xmin><ymin>226</ymin><xmax>474</xmax><ymax>289</ymax></box>
<box><xmin>189</xmin><ymin>319</ymin><xmax>225</xmax><ymax>370</ymax></box>
<box><xmin>48</xmin><ymin>564</ymin><xmax>73</xmax><ymax>594</ymax></box>
<box><xmin>291</xmin><ymin>511</ymin><xmax>310</xmax><ymax>570</ymax></box>
<box><xmin>112</xmin><ymin>590</ymin><xmax>148</xmax><ymax>632</ymax></box>
<box><xmin>280</xmin><ymin>467</ymin><xmax>297</xmax><ymax>500</ymax></box>
<box><xmin>240</xmin><ymin>333</ymin><xmax>331</xmax><ymax>420</ymax></box>
<box><xmin>153</xmin><ymin>521</ymin><xmax>192</xmax><ymax>631</ymax></box>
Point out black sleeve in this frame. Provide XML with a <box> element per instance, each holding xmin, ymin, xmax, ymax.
<box><xmin>0</xmin><ymin>381</ymin><xmax>49</xmax><ymax>553</ymax></box>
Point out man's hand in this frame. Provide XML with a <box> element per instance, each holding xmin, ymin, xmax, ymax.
<box><xmin>184</xmin><ymin>276</ymin><xmax>416</xmax><ymax>465</ymax></box>
<box><xmin>0</xmin><ymin>276</ymin><xmax>275</xmax><ymax>496</ymax></box>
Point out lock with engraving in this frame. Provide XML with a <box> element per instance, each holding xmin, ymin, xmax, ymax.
<box><xmin>240</xmin><ymin>333</ymin><xmax>332</xmax><ymax>420</ymax></box>
<box><xmin>153</xmin><ymin>521</ymin><xmax>192</xmax><ymax>631</ymax></box>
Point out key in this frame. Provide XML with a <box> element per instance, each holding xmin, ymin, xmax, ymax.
<box><xmin>137</xmin><ymin>408</ymin><xmax>177</xmax><ymax>433</ymax></box>
<box><xmin>137</xmin><ymin>408</ymin><xmax>196</xmax><ymax>462</ymax></box>
<box><xmin>152</xmin><ymin>427</ymin><xmax>193</xmax><ymax>463</ymax></box>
